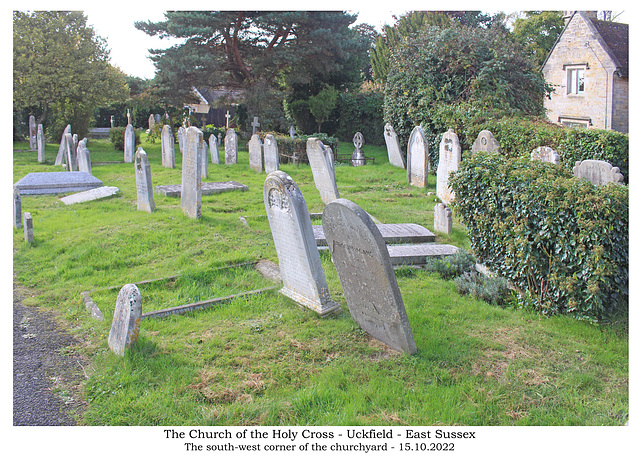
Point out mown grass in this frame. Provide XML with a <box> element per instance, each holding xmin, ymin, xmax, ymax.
<box><xmin>12</xmin><ymin>134</ymin><xmax>627</xmax><ymax>426</ymax></box>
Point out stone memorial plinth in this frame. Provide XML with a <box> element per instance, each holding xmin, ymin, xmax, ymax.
<box><xmin>530</xmin><ymin>146</ymin><xmax>560</xmax><ymax>164</ymax></box>
<box><xmin>181</xmin><ymin>127</ymin><xmax>203</xmax><ymax>218</ymax></box>
<box><xmin>384</xmin><ymin>123</ymin><xmax>406</xmax><ymax>169</ymax></box>
<box><xmin>264</xmin><ymin>171</ymin><xmax>340</xmax><ymax>317</ymax></box>
<box><xmin>55</xmin><ymin>125</ymin><xmax>72</xmax><ymax>166</ymax></box>
<box><xmin>248</xmin><ymin>134</ymin><xmax>264</xmax><ymax>172</ymax></box>
<box><xmin>313</xmin><ymin>223</ymin><xmax>435</xmax><ymax>247</ymax></box>
<box><xmin>161</xmin><ymin>125</ymin><xmax>175</xmax><ymax>168</ymax></box>
<box><xmin>573</xmin><ymin>159</ymin><xmax>624</xmax><ymax>185</ymax></box>
<box><xmin>322</xmin><ymin>199</ymin><xmax>417</xmax><ymax>354</ymax></box>
<box><xmin>434</xmin><ymin>203</ymin><xmax>453</xmax><ymax>234</ymax></box>
<box><xmin>436</xmin><ymin>129</ymin><xmax>461</xmax><ymax>205</ymax></box>
<box><xmin>37</xmin><ymin>124</ymin><xmax>45</xmax><ymax>163</ymax></box>
<box><xmin>76</xmin><ymin>138</ymin><xmax>92</xmax><ymax>174</ymax></box>
<box><xmin>60</xmin><ymin>186</ymin><xmax>119</xmax><ymax>205</ymax></box>
<box><xmin>135</xmin><ymin>147</ymin><xmax>155</xmax><ymax>213</ymax></box>
<box><xmin>407</xmin><ymin>126</ymin><xmax>428</xmax><ymax>188</ymax></box>
<box><xmin>108</xmin><ymin>284</ymin><xmax>142</xmax><ymax>356</ymax></box>
<box><xmin>471</xmin><ymin>130</ymin><xmax>502</xmax><ymax>154</ymax></box>
<box><xmin>209</xmin><ymin>134</ymin><xmax>220</xmax><ymax>165</ymax></box>
<box><xmin>224</xmin><ymin>128</ymin><xmax>238</xmax><ymax>165</ymax></box>
<box><xmin>263</xmin><ymin>134</ymin><xmax>279</xmax><ymax>173</ymax></box>
<box><xmin>307</xmin><ymin>138</ymin><xmax>339</xmax><ymax>205</ymax></box>
<box><xmin>387</xmin><ymin>243</ymin><xmax>459</xmax><ymax>265</ymax></box>
<box><xmin>14</xmin><ymin>171</ymin><xmax>103</xmax><ymax>195</ymax></box>
<box><xmin>23</xmin><ymin>212</ymin><xmax>34</xmax><ymax>243</ymax></box>
<box><xmin>124</xmin><ymin>124</ymin><xmax>135</xmax><ymax>163</ymax></box>
<box><xmin>155</xmin><ymin>181</ymin><xmax>248</xmax><ymax>197</ymax></box>
<box><xmin>13</xmin><ymin>187</ymin><xmax>22</xmax><ymax>229</ymax></box>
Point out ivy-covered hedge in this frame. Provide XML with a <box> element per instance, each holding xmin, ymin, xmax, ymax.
<box><xmin>259</xmin><ymin>132</ymin><xmax>339</xmax><ymax>164</ymax></box>
<box><xmin>449</xmin><ymin>152</ymin><xmax>628</xmax><ymax>322</ymax></box>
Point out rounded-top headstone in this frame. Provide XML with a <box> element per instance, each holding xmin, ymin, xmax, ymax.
<box><xmin>108</xmin><ymin>284</ymin><xmax>142</xmax><ymax>356</ymax></box>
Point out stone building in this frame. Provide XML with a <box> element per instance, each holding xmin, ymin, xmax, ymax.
<box><xmin>541</xmin><ymin>11</ymin><xmax>628</xmax><ymax>133</ymax></box>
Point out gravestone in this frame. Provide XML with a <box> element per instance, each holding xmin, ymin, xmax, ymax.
<box><xmin>407</xmin><ymin>126</ymin><xmax>428</xmax><ymax>188</ymax></box>
<box><xmin>148</xmin><ymin>114</ymin><xmax>156</xmax><ymax>130</ymax></box>
<box><xmin>383</xmin><ymin>123</ymin><xmax>406</xmax><ymax>169</ymax></box>
<box><xmin>313</xmin><ymin>223</ymin><xmax>435</xmax><ymax>246</ymax></box>
<box><xmin>209</xmin><ymin>134</ymin><xmax>220</xmax><ymax>165</ymax></box>
<box><xmin>13</xmin><ymin>187</ymin><xmax>22</xmax><ymax>228</ymax></box>
<box><xmin>107</xmin><ymin>284</ymin><xmax>142</xmax><ymax>356</ymax></box>
<box><xmin>573</xmin><ymin>159</ymin><xmax>624</xmax><ymax>185</ymax></box>
<box><xmin>64</xmin><ymin>133</ymin><xmax>78</xmax><ymax>171</ymax></box>
<box><xmin>264</xmin><ymin>171</ymin><xmax>341</xmax><ymax>317</ymax></box>
<box><xmin>60</xmin><ymin>186</ymin><xmax>119</xmax><ymax>205</ymax></box>
<box><xmin>224</xmin><ymin>128</ymin><xmax>238</xmax><ymax>165</ymax></box>
<box><xmin>134</xmin><ymin>147</ymin><xmax>155</xmax><ymax>213</ymax></box>
<box><xmin>434</xmin><ymin>203</ymin><xmax>453</xmax><ymax>234</ymax></box>
<box><xmin>263</xmin><ymin>134</ymin><xmax>279</xmax><ymax>173</ymax></box>
<box><xmin>251</xmin><ymin>116</ymin><xmax>260</xmax><ymax>135</ymax></box>
<box><xmin>471</xmin><ymin>130</ymin><xmax>502</xmax><ymax>154</ymax></box>
<box><xmin>15</xmin><ymin>171</ymin><xmax>103</xmax><ymax>195</ymax></box>
<box><xmin>289</xmin><ymin>125</ymin><xmax>296</xmax><ymax>139</ymax></box>
<box><xmin>161</xmin><ymin>125</ymin><xmax>175</xmax><ymax>168</ymax></box>
<box><xmin>37</xmin><ymin>124</ymin><xmax>45</xmax><ymax>163</ymax></box>
<box><xmin>55</xmin><ymin>124</ymin><xmax>71</xmax><ymax>166</ymax></box>
<box><xmin>436</xmin><ymin>129</ymin><xmax>462</xmax><ymax>205</ymax></box>
<box><xmin>76</xmin><ymin>138</ymin><xmax>92</xmax><ymax>174</ymax></box>
<box><xmin>124</xmin><ymin>124</ymin><xmax>135</xmax><ymax>163</ymax></box>
<box><xmin>181</xmin><ymin>127</ymin><xmax>203</xmax><ymax>218</ymax></box>
<box><xmin>322</xmin><ymin>199</ymin><xmax>417</xmax><ymax>354</ymax></box>
<box><xmin>307</xmin><ymin>138</ymin><xmax>339</xmax><ymax>204</ymax></box>
<box><xmin>200</xmin><ymin>138</ymin><xmax>209</xmax><ymax>179</ymax></box>
<box><xmin>351</xmin><ymin>132</ymin><xmax>365</xmax><ymax>166</ymax></box>
<box><xmin>177</xmin><ymin>127</ymin><xmax>186</xmax><ymax>153</ymax></box>
<box><xmin>386</xmin><ymin>243</ymin><xmax>459</xmax><ymax>265</ymax></box>
<box><xmin>225</xmin><ymin>110</ymin><xmax>231</xmax><ymax>128</ymax></box>
<box><xmin>29</xmin><ymin>115</ymin><xmax>37</xmax><ymax>150</ymax></box>
<box><xmin>23</xmin><ymin>212</ymin><xmax>34</xmax><ymax>243</ymax></box>
<box><xmin>530</xmin><ymin>146</ymin><xmax>560</xmax><ymax>164</ymax></box>
<box><xmin>248</xmin><ymin>134</ymin><xmax>263</xmax><ymax>172</ymax></box>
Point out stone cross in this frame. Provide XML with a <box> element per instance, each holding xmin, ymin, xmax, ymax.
<box><xmin>181</xmin><ymin>127</ymin><xmax>203</xmax><ymax>218</ymax></box>
<box><xmin>322</xmin><ymin>198</ymin><xmax>417</xmax><ymax>354</ymax></box>
<box><xmin>351</xmin><ymin>132</ymin><xmax>365</xmax><ymax>166</ymax></box>
<box><xmin>134</xmin><ymin>147</ymin><xmax>155</xmax><ymax>213</ymax></box>
<box><xmin>436</xmin><ymin>129</ymin><xmax>462</xmax><ymax>205</ymax></box>
<box><xmin>23</xmin><ymin>212</ymin><xmax>34</xmax><ymax>243</ymax></box>
<box><xmin>407</xmin><ymin>126</ymin><xmax>428</xmax><ymax>188</ymax></box>
<box><xmin>251</xmin><ymin>116</ymin><xmax>261</xmax><ymax>135</ymax></box>
<box><xmin>126</xmin><ymin>109</ymin><xmax>131</xmax><ymax>125</ymax></box>
<box><xmin>307</xmin><ymin>138</ymin><xmax>339</xmax><ymax>204</ymax></box>
<box><xmin>108</xmin><ymin>284</ymin><xmax>142</xmax><ymax>356</ymax></box>
<box><xmin>264</xmin><ymin>171</ymin><xmax>340</xmax><ymax>317</ymax></box>
<box><xmin>225</xmin><ymin>110</ymin><xmax>231</xmax><ymax>128</ymax></box>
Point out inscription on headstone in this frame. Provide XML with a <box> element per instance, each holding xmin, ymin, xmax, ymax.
<box><xmin>264</xmin><ymin>171</ymin><xmax>340</xmax><ymax>317</ymax></box>
<box><xmin>23</xmin><ymin>212</ymin><xmax>34</xmax><ymax>243</ymax></box>
<box><xmin>407</xmin><ymin>126</ymin><xmax>428</xmax><ymax>188</ymax></box>
<box><xmin>37</xmin><ymin>124</ymin><xmax>45</xmax><ymax>163</ymax></box>
<box><xmin>135</xmin><ymin>147</ymin><xmax>155</xmax><ymax>213</ymax></box>
<box><xmin>573</xmin><ymin>159</ymin><xmax>624</xmax><ymax>185</ymax></box>
<box><xmin>471</xmin><ymin>130</ymin><xmax>502</xmax><ymax>154</ymax></box>
<box><xmin>434</xmin><ymin>203</ymin><xmax>453</xmax><ymax>234</ymax></box>
<box><xmin>161</xmin><ymin>124</ymin><xmax>175</xmax><ymax>168</ymax></box>
<box><xmin>248</xmin><ymin>134</ymin><xmax>264</xmax><ymax>172</ymax></box>
<box><xmin>181</xmin><ymin>127</ymin><xmax>203</xmax><ymax>218</ymax></box>
<box><xmin>384</xmin><ymin>123</ymin><xmax>406</xmax><ymax>169</ymax></box>
<box><xmin>209</xmin><ymin>134</ymin><xmax>220</xmax><ymax>165</ymax></box>
<box><xmin>108</xmin><ymin>284</ymin><xmax>142</xmax><ymax>356</ymax></box>
<box><xmin>322</xmin><ymin>199</ymin><xmax>417</xmax><ymax>354</ymax></box>
<box><xmin>530</xmin><ymin>146</ymin><xmax>560</xmax><ymax>164</ymax></box>
<box><xmin>124</xmin><ymin>124</ymin><xmax>135</xmax><ymax>163</ymax></box>
<box><xmin>436</xmin><ymin>129</ymin><xmax>462</xmax><ymax>205</ymax></box>
<box><xmin>307</xmin><ymin>138</ymin><xmax>339</xmax><ymax>205</ymax></box>
<box><xmin>263</xmin><ymin>134</ymin><xmax>279</xmax><ymax>173</ymax></box>
<box><xmin>224</xmin><ymin>128</ymin><xmax>238</xmax><ymax>165</ymax></box>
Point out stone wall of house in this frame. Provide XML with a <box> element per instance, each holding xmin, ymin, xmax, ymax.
<box><xmin>611</xmin><ymin>75</ymin><xmax>629</xmax><ymax>133</ymax></box>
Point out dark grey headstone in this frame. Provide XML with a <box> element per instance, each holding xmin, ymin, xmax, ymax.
<box><xmin>322</xmin><ymin>198</ymin><xmax>417</xmax><ymax>354</ymax></box>
<box><xmin>13</xmin><ymin>187</ymin><xmax>22</xmax><ymax>228</ymax></box>
<box><xmin>181</xmin><ymin>127</ymin><xmax>203</xmax><ymax>218</ymax></box>
<box><xmin>135</xmin><ymin>147</ymin><xmax>155</xmax><ymax>213</ymax></box>
<box><xmin>14</xmin><ymin>172</ymin><xmax>103</xmax><ymax>195</ymax></box>
<box><xmin>108</xmin><ymin>284</ymin><xmax>142</xmax><ymax>356</ymax></box>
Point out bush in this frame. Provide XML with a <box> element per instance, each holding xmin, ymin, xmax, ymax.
<box><xmin>455</xmin><ymin>271</ymin><xmax>511</xmax><ymax>306</ymax></box>
<box><xmin>422</xmin><ymin>250</ymin><xmax>476</xmax><ymax>280</ymax></box>
<box><xmin>335</xmin><ymin>91</ymin><xmax>385</xmax><ymax>145</ymax></box>
<box><xmin>110</xmin><ymin>127</ymin><xmax>141</xmax><ymax>151</ymax></box>
<box><xmin>449</xmin><ymin>152</ymin><xmax>628</xmax><ymax>322</ymax></box>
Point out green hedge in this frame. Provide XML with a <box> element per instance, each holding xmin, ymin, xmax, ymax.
<box><xmin>335</xmin><ymin>91</ymin><xmax>385</xmax><ymax>145</ymax></box>
<box><xmin>259</xmin><ymin>132</ymin><xmax>339</xmax><ymax>164</ymax></box>
<box><xmin>109</xmin><ymin>127</ymin><xmax>141</xmax><ymax>151</ymax></box>
<box><xmin>449</xmin><ymin>152</ymin><xmax>628</xmax><ymax>322</ymax></box>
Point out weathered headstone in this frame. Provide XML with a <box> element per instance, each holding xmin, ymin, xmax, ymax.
<box><xmin>13</xmin><ymin>187</ymin><xmax>22</xmax><ymax>229</ymax></box>
<box><xmin>407</xmin><ymin>126</ymin><xmax>428</xmax><ymax>188</ymax></box>
<box><xmin>148</xmin><ymin>114</ymin><xmax>156</xmax><ymax>130</ymax></box>
<box><xmin>322</xmin><ymin>198</ymin><xmax>417</xmax><ymax>354</ymax></box>
<box><xmin>436</xmin><ymin>129</ymin><xmax>462</xmax><ymax>205</ymax></box>
<box><xmin>23</xmin><ymin>212</ymin><xmax>34</xmax><ymax>243</ymax></box>
<box><xmin>60</xmin><ymin>186</ymin><xmax>119</xmax><ymax>205</ymax></box>
<box><xmin>386</xmin><ymin>243</ymin><xmax>459</xmax><ymax>265</ymax></box>
<box><xmin>200</xmin><ymin>138</ymin><xmax>209</xmax><ymax>179</ymax></box>
<box><xmin>351</xmin><ymin>132</ymin><xmax>365</xmax><ymax>166</ymax></box>
<box><xmin>264</xmin><ymin>171</ymin><xmax>341</xmax><ymax>317</ymax></box>
<box><xmin>471</xmin><ymin>129</ymin><xmax>502</xmax><ymax>154</ymax></box>
<box><xmin>28</xmin><ymin>115</ymin><xmax>37</xmax><ymax>150</ymax></box>
<box><xmin>531</xmin><ymin>146</ymin><xmax>560</xmax><ymax>164</ymax></box>
<box><xmin>383</xmin><ymin>123</ymin><xmax>406</xmax><ymax>169</ymax></box>
<box><xmin>251</xmin><ymin>116</ymin><xmax>261</xmax><ymax>135</ymax></box>
<box><xmin>313</xmin><ymin>223</ymin><xmax>435</xmax><ymax>247</ymax></box>
<box><xmin>434</xmin><ymin>203</ymin><xmax>453</xmax><ymax>234</ymax></box>
<box><xmin>107</xmin><ymin>284</ymin><xmax>142</xmax><ymax>356</ymax></box>
<box><xmin>124</xmin><ymin>124</ymin><xmax>135</xmax><ymax>163</ymax></box>
<box><xmin>64</xmin><ymin>133</ymin><xmax>77</xmax><ymax>171</ymax></box>
<box><xmin>181</xmin><ymin>127</ymin><xmax>203</xmax><ymax>218</ymax></box>
<box><xmin>224</xmin><ymin>128</ymin><xmax>238</xmax><ymax>165</ymax></box>
<box><xmin>573</xmin><ymin>159</ymin><xmax>624</xmax><ymax>185</ymax></box>
<box><xmin>263</xmin><ymin>134</ymin><xmax>279</xmax><ymax>173</ymax></box>
<box><xmin>76</xmin><ymin>137</ymin><xmax>92</xmax><ymax>174</ymax></box>
<box><xmin>37</xmin><ymin>124</ymin><xmax>45</xmax><ymax>163</ymax></box>
<box><xmin>134</xmin><ymin>147</ymin><xmax>155</xmax><ymax>213</ymax></box>
<box><xmin>209</xmin><ymin>134</ymin><xmax>220</xmax><ymax>165</ymax></box>
<box><xmin>307</xmin><ymin>138</ymin><xmax>339</xmax><ymax>205</ymax></box>
<box><xmin>161</xmin><ymin>125</ymin><xmax>175</xmax><ymax>168</ymax></box>
<box><xmin>177</xmin><ymin>126</ymin><xmax>186</xmax><ymax>153</ymax></box>
<box><xmin>289</xmin><ymin>125</ymin><xmax>296</xmax><ymax>139</ymax></box>
<box><xmin>55</xmin><ymin>124</ymin><xmax>71</xmax><ymax>166</ymax></box>
<box><xmin>248</xmin><ymin>134</ymin><xmax>263</xmax><ymax>172</ymax></box>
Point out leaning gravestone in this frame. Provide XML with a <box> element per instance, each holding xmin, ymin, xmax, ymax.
<box><xmin>64</xmin><ymin>133</ymin><xmax>78</xmax><ymax>171</ymax></box>
<box><xmin>384</xmin><ymin>123</ymin><xmax>406</xmax><ymax>169</ymax></box>
<box><xmin>224</xmin><ymin>128</ymin><xmax>238</xmax><ymax>165</ymax></box>
<box><xmin>13</xmin><ymin>187</ymin><xmax>22</xmax><ymax>228</ymax></box>
<box><xmin>436</xmin><ymin>129</ymin><xmax>462</xmax><ymax>205</ymax></box>
<box><xmin>471</xmin><ymin>129</ymin><xmax>502</xmax><ymax>154</ymax></box>
<box><xmin>209</xmin><ymin>134</ymin><xmax>220</xmax><ymax>165</ymax></box>
<box><xmin>76</xmin><ymin>138</ymin><xmax>92</xmax><ymax>174</ymax></box>
<box><xmin>37</xmin><ymin>124</ymin><xmax>45</xmax><ymax>163</ymax></box>
<box><xmin>124</xmin><ymin>124</ymin><xmax>135</xmax><ymax>163</ymax></box>
<box><xmin>107</xmin><ymin>284</ymin><xmax>142</xmax><ymax>356</ymax></box>
<box><xmin>177</xmin><ymin>126</ymin><xmax>186</xmax><ymax>153</ymax></box>
<box><xmin>181</xmin><ymin>127</ymin><xmax>203</xmax><ymax>218</ymax></box>
<box><xmin>307</xmin><ymin>138</ymin><xmax>339</xmax><ymax>205</ymax></box>
<box><xmin>263</xmin><ymin>134</ymin><xmax>279</xmax><ymax>173</ymax></box>
<box><xmin>23</xmin><ymin>212</ymin><xmax>34</xmax><ymax>243</ymax></box>
<box><xmin>161</xmin><ymin>124</ymin><xmax>175</xmax><ymax>168</ymax></box>
<box><xmin>531</xmin><ymin>146</ymin><xmax>560</xmax><ymax>164</ymax></box>
<box><xmin>322</xmin><ymin>198</ymin><xmax>417</xmax><ymax>354</ymax></box>
<box><xmin>264</xmin><ymin>171</ymin><xmax>341</xmax><ymax>317</ymax></box>
<box><xmin>573</xmin><ymin>159</ymin><xmax>624</xmax><ymax>185</ymax></box>
<box><xmin>29</xmin><ymin>115</ymin><xmax>37</xmax><ymax>150</ymax></box>
<box><xmin>351</xmin><ymin>132</ymin><xmax>365</xmax><ymax>166</ymax></box>
<box><xmin>434</xmin><ymin>203</ymin><xmax>453</xmax><ymax>234</ymax></box>
<box><xmin>200</xmin><ymin>138</ymin><xmax>209</xmax><ymax>179</ymax></box>
<box><xmin>248</xmin><ymin>134</ymin><xmax>264</xmax><ymax>172</ymax></box>
<box><xmin>55</xmin><ymin>124</ymin><xmax>72</xmax><ymax>166</ymax></box>
<box><xmin>134</xmin><ymin>147</ymin><xmax>155</xmax><ymax>213</ymax></box>
<box><xmin>407</xmin><ymin>126</ymin><xmax>428</xmax><ymax>188</ymax></box>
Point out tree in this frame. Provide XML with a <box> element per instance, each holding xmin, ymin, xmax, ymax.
<box><xmin>13</xmin><ymin>11</ymin><xmax>128</xmax><ymax>139</ymax></box>
<box><xmin>512</xmin><ymin>11</ymin><xmax>565</xmax><ymax>67</ymax></box>
<box><xmin>308</xmin><ymin>85</ymin><xmax>339</xmax><ymax>132</ymax></box>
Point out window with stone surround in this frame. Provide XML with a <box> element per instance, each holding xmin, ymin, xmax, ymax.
<box><xmin>566</xmin><ymin>66</ymin><xmax>586</xmax><ymax>94</ymax></box>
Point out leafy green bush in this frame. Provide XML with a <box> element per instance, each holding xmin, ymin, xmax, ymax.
<box><xmin>109</xmin><ymin>127</ymin><xmax>141</xmax><ymax>151</ymax></box>
<box><xmin>454</xmin><ymin>271</ymin><xmax>511</xmax><ymax>306</ymax></box>
<box><xmin>335</xmin><ymin>91</ymin><xmax>385</xmax><ymax>145</ymax></box>
<box><xmin>449</xmin><ymin>152</ymin><xmax>628</xmax><ymax>321</ymax></box>
<box><xmin>422</xmin><ymin>250</ymin><xmax>476</xmax><ymax>280</ymax></box>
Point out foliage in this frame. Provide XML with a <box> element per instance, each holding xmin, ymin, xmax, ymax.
<box><xmin>512</xmin><ymin>11</ymin><xmax>565</xmax><ymax>67</ymax></box>
<box><xmin>109</xmin><ymin>127</ymin><xmax>141</xmax><ymax>151</ymax></box>
<box><xmin>13</xmin><ymin>11</ymin><xmax>128</xmax><ymax>139</ymax></box>
<box><xmin>260</xmin><ymin>131</ymin><xmax>339</xmax><ymax>163</ymax></box>
<box><xmin>449</xmin><ymin>152</ymin><xmax>628</xmax><ymax>322</ymax></box>
<box><xmin>307</xmin><ymin>85</ymin><xmax>339</xmax><ymax>133</ymax></box>
<box><xmin>454</xmin><ymin>271</ymin><xmax>511</xmax><ymax>306</ymax></box>
<box><xmin>335</xmin><ymin>90</ymin><xmax>385</xmax><ymax>145</ymax></box>
<box><xmin>422</xmin><ymin>250</ymin><xmax>477</xmax><ymax>280</ymax></box>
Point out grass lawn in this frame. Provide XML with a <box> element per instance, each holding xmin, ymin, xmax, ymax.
<box><xmin>12</xmin><ymin>133</ymin><xmax>628</xmax><ymax>427</ymax></box>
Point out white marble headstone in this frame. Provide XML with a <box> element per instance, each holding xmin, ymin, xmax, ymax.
<box><xmin>307</xmin><ymin>138</ymin><xmax>339</xmax><ymax>204</ymax></box>
<box><xmin>436</xmin><ymin>129</ymin><xmax>461</xmax><ymax>205</ymax></box>
<box><xmin>407</xmin><ymin>126</ymin><xmax>428</xmax><ymax>188</ymax></box>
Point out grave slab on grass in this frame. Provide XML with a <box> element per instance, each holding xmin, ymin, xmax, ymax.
<box><xmin>14</xmin><ymin>171</ymin><xmax>103</xmax><ymax>195</ymax></box>
<box><xmin>386</xmin><ymin>243</ymin><xmax>459</xmax><ymax>265</ymax></box>
<box><xmin>155</xmin><ymin>181</ymin><xmax>248</xmax><ymax>197</ymax></box>
<box><xmin>60</xmin><ymin>186</ymin><xmax>119</xmax><ymax>205</ymax></box>
<box><xmin>313</xmin><ymin>223</ymin><xmax>435</xmax><ymax>246</ymax></box>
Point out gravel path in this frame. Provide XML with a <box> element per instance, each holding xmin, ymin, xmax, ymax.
<box><xmin>13</xmin><ymin>285</ymin><xmax>87</xmax><ymax>426</ymax></box>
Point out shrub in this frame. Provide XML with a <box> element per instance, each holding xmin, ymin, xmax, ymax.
<box><xmin>259</xmin><ymin>131</ymin><xmax>339</xmax><ymax>164</ymax></box>
<box><xmin>110</xmin><ymin>127</ymin><xmax>141</xmax><ymax>151</ymax></box>
<box><xmin>335</xmin><ymin>91</ymin><xmax>385</xmax><ymax>145</ymax></box>
<box><xmin>449</xmin><ymin>152</ymin><xmax>628</xmax><ymax>322</ymax></box>
<box><xmin>454</xmin><ymin>271</ymin><xmax>511</xmax><ymax>306</ymax></box>
<box><xmin>422</xmin><ymin>250</ymin><xmax>476</xmax><ymax>280</ymax></box>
